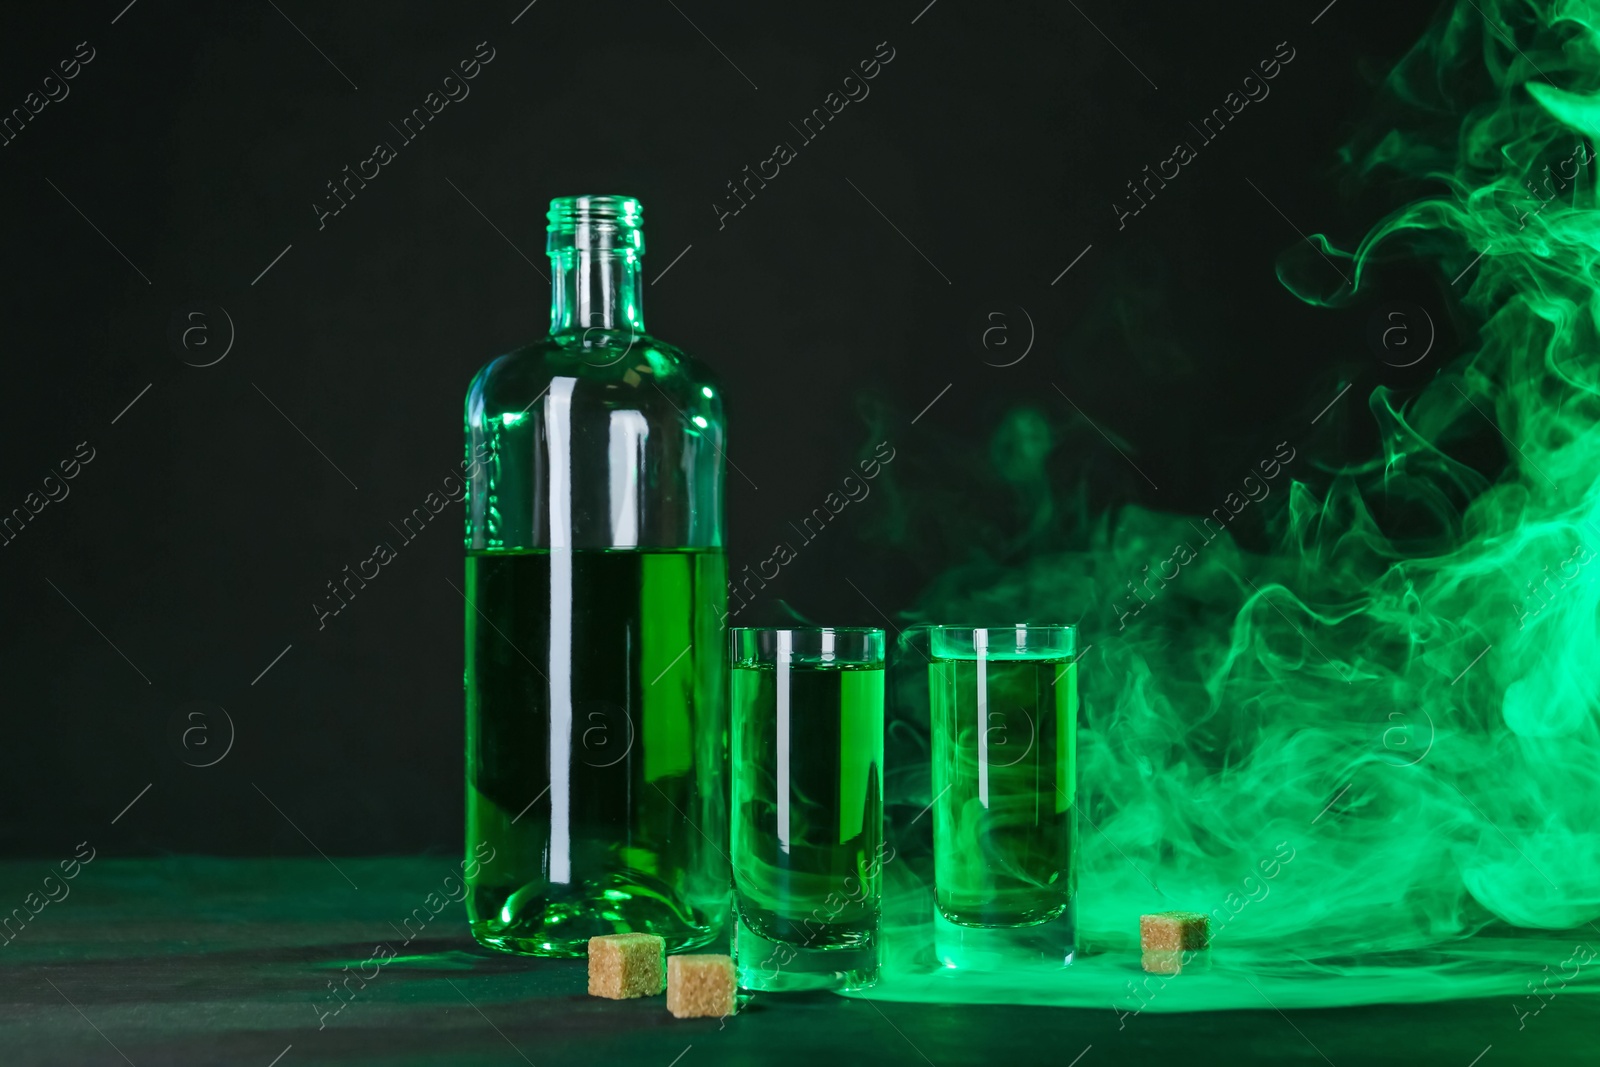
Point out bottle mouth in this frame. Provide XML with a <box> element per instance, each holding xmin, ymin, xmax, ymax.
<box><xmin>546</xmin><ymin>195</ymin><xmax>644</xmax><ymax>256</ymax></box>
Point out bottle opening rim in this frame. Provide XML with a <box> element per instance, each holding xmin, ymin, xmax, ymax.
<box><xmin>547</xmin><ymin>195</ymin><xmax>644</xmax><ymax>255</ymax></box>
<box><xmin>547</xmin><ymin>195</ymin><xmax>643</xmax><ymax>230</ymax></box>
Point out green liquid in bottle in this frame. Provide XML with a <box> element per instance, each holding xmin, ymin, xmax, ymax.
<box><xmin>730</xmin><ymin>661</ymin><xmax>883</xmax><ymax>976</ymax></box>
<box><xmin>929</xmin><ymin>655</ymin><xmax>1076</xmax><ymax>927</ymax></box>
<box><xmin>465</xmin><ymin>547</ymin><xmax>727</xmax><ymax>955</ymax></box>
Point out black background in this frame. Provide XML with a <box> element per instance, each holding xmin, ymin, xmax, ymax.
<box><xmin>1</xmin><ymin>0</ymin><xmax>1444</xmax><ymax>857</ymax></box>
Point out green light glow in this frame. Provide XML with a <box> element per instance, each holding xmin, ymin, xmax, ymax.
<box><xmin>499</xmin><ymin>412</ymin><xmax>526</xmax><ymax>427</ymax></box>
<box><xmin>693</xmin><ymin>415</ymin><xmax>709</xmax><ymax>429</ymax></box>
<box><xmin>702</xmin><ymin>386</ymin><xmax>714</xmax><ymax>398</ymax></box>
<box><xmin>857</xmin><ymin>0</ymin><xmax>1600</xmax><ymax>1011</ymax></box>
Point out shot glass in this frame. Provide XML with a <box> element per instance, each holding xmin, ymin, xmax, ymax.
<box><xmin>928</xmin><ymin>624</ymin><xmax>1078</xmax><ymax>968</ymax></box>
<box><xmin>729</xmin><ymin>627</ymin><xmax>885</xmax><ymax>991</ymax></box>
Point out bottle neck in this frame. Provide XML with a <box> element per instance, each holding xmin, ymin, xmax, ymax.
<box><xmin>549</xmin><ymin>250</ymin><xmax>645</xmax><ymax>336</ymax></box>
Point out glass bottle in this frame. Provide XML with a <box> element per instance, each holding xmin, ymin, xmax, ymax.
<box><xmin>463</xmin><ymin>195</ymin><xmax>727</xmax><ymax>956</ymax></box>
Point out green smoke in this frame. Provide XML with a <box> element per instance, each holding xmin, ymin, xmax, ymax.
<box><xmin>861</xmin><ymin>0</ymin><xmax>1600</xmax><ymax>1010</ymax></box>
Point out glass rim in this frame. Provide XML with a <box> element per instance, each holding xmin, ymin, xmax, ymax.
<box><xmin>926</xmin><ymin>624</ymin><xmax>1076</xmax><ymax>633</ymax></box>
<box><xmin>730</xmin><ymin>626</ymin><xmax>886</xmax><ymax>636</ymax></box>
<box><xmin>546</xmin><ymin>194</ymin><xmax>644</xmax><ymax>255</ymax></box>
<box><xmin>546</xmin><ymin>194</ymin><xmax>643</xmax><ymax>226</ymax></box>
<box><xmin>731</xmin><ymin>626</ymin><xmax>886</xmax><ymax>666</ymax></box>
<box><xmin>928</xmin><ymin>624</ymin><xmax>1077</xmax><ymax>659</ymax></box>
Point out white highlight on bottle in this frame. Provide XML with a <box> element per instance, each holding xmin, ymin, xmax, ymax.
<box><xmin>975</xmin><ymin>628</ymin><xmax>990</xmax><ymax>808</ymax></box>
<box><xmin>777</xmin><ymin>630</ymin><xmax>792</xmax><ymax>855</ymax></box>
<box><xmin>547</xmin><ymin>377</ymin><xmax>577</xmax><ymax>884</ymax></box>
<box><xmin>606</xmin><ymin>409</ymin><xmax>648</xmax><ymax>548</ymax></box>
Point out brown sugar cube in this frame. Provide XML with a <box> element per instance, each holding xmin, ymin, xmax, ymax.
<box><xmin>1142</xmin><ymin>947</ymin><xmax>1213</xmax><ymax>975</ymax></box>
<box><xmin>666</xmin><ymin>954</ymin><xmax>736</xmax><ymax>1019</ymax></box>
<box><xmin>1140</xmin><ymin>911</ymin><xmax>1210</xmax><ymax>953</ymax></box>
<box><xmin>1142</xmin><ymin>949</ymin><xmax>1183</xmax><ymax>975</ymax></box>
<box><xmin>587</xmin><ymin>933</ymin><xmax>665</xmax><ymax>999</ymax></box>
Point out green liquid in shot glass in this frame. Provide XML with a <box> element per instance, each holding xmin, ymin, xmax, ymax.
<box><xmin>929</xmin><ymin>654</ymin><xmax>1077</xmax><ymax>927</ymax></box>
<box><xmin>730</xmin><ymin>662</ymin><xmax>884</xmax><ymax>959</ymax></box>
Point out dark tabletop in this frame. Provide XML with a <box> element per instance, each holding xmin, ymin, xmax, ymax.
<box><xmin>2</xmin><ymin>858</ymin><xmax>1592</xmax><ymax>1067</ymax></box>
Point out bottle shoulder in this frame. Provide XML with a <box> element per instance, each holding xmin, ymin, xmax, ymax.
<box><xmin>466</xmin><ymin>332</ymin><xmax>721</xmax><ymax>420</ymax></box>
